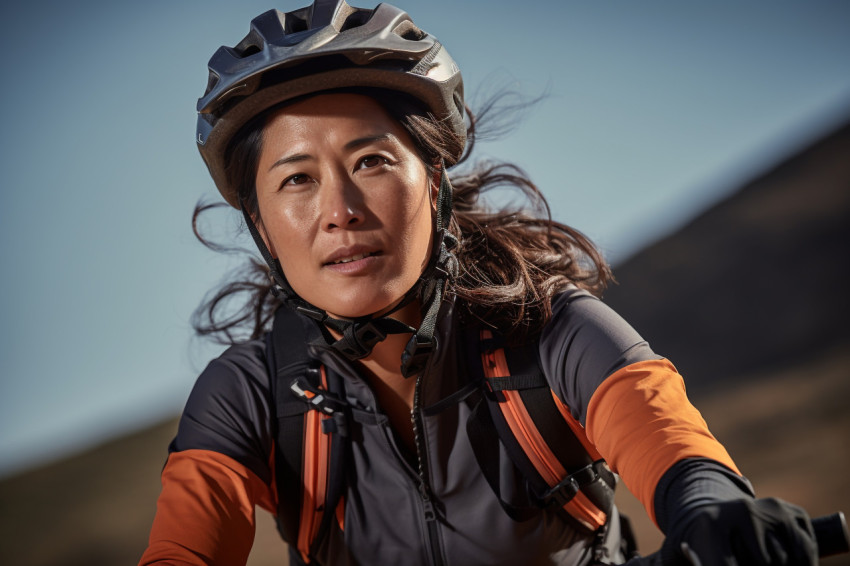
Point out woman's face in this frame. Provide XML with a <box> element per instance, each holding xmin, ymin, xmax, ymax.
<box><xmin>254</xmin><ymin>93</ymin><xmax>436</xmax><ymax>320</ymax></box>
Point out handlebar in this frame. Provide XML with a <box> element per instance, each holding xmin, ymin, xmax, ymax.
<box><xmin>626</xmin><ymin>512</ymin><xmax>849</xmax><ymax>565</ymax></box>
<box><xmin>813</xmin><ymin>512</ymin><xmax>850</xmax><ymax>557</ymax></box>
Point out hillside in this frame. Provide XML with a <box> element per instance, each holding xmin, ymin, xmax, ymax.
<box><xmin>603</xmin><ymin>116</ymin><xmax>850</xmax><ymax>564</ymax></box>
<box><xmin>0</xmin><ymin>418</ymin><xmax>178</xmax><ymax>565</ymax></box>
<box><xmin>1</xmin><ymin>118</ymin><xmax>849</xmax><ymax>565</ymax></box>
<box><xmin>602</xmin><ymin>119</ymin><xmax>850</xmax><ymax>395</ymax></box>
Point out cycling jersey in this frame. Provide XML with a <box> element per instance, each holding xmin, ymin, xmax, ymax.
<box><xmin>139</xmin><ymin>288</ymin><xmax>741</xmax><ymax>565</ymax></box>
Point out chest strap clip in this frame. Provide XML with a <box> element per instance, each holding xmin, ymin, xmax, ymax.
<box><xmin>538</xmin><ymin>461</ymin><xmax>606</xmax><ymax>508</ymax></box>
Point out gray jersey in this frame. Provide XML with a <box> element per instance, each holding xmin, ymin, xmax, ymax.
<box><xmin>140</xmin><ymin>288</ymin><xmax>739</xmax><ymax>565</ymax></box>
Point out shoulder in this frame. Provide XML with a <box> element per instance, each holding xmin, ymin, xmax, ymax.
<box><xmin>183</xmin><ymin>338</ymin><xmax>274</xmax><ymax>422</ymax></box>
<box><xmin>172</xmin><ymin>337</ymin><xmax>276</xmax><ymax>483</ymax></box>
<box><xmin>540</xmin><ymin>286</ymin><xmax>653</xmax><ymax>362</ymax></box>
<box><xmin>538</xmin><ymin>287</ymin><xmax>662</xmax><ymax>423</ymax></box>
<box><xmin>196</xmin><ymin>338</ymin><xmax>271</xmax><ymax>396</ymax></box>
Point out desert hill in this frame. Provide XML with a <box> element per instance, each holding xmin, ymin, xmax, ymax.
<box><xmin>1</xmin><ymin>117</ymin><xmax>849</xmax><ymax>565</ymax></box>
<box><xmin>603</xmin><ymin>115</ymin><xmax>850</xmax><ymax>563</ymax></box>
<box><xmin>602</xmin><ymin>119</ymin><xmax>850</xmax><ymax>395</ymax></box>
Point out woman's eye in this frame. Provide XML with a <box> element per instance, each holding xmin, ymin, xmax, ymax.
<box><xmin>358</xmin><ymin>155</ymin><xmax>387</xmax><ymax>169</ymax></box>
<box><xmin>282</xmin><ymin>173</ymin><xmax>310</xmax><ymax>187</ymax></box>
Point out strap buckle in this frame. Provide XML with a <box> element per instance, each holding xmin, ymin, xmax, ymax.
<box><xmin>401</xmin><ymin>334</ymin><xmax>435</xmax><ymax>378</ymax></box>
<box><xmin>332</xmin><ymin>320</ymin><xmax>389</xmax><ymax>360</ymax></box>
<box><xmin>539</xmin><ymin>463</ymin><xmax>601</xmax><ymax>508</ymax></box>
<box><xmin>290</xmin><ymin>375</ymin><xmax>351</xmax><ymax>437</ymax></box>
<box><xmin>290</xmin><ymin>375</ymin><xmax>346</xmax><ymax>415</ymax></box>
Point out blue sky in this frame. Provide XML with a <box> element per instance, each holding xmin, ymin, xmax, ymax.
<box><xmin>1</xmin><ymin>0</ymin><xmax>849</xmax><ymax>477</ymax></box>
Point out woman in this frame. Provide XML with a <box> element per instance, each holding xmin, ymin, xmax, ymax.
<box><xmin>140</xmin><ymin>1</ymin><xmax>819</xmax><ymax>565</ymax></box>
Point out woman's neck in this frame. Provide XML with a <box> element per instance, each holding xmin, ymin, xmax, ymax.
<box><xmin>326</xmin><ymin>299</ymin><xmax>423</xmax><ymax>381</ymax></box>
<box><xmin>327</xmin><ymin>301</ymin><xmax>422</xmax><ymax>452</ymax></box>
<box><xmin>355</xmin><ymin>299</ymin><xmax>422</xmax><ymax>387</ymax></box>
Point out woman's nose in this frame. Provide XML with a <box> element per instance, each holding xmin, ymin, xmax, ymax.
<box><xmin>320</xmin><ymin>175</ymin><xmax>365</xmax><ymax>231</ymax></box>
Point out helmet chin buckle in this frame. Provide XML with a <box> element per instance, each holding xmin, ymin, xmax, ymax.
<box><xmin>334</xmin><ymin>319</ymin><xmax>390</xmax><ymax>360</ymax></box>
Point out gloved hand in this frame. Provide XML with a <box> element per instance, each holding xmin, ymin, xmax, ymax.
<box><xmin>661</xmin><ymin>497</ymin><xmax>818</xmax><ymax>566</ymax></box>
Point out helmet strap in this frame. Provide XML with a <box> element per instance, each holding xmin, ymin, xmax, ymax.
<box><xmin>239</xmin><ymin>202</ymin><xmax>292</xmax><ymax>297</ymax></box>
<box><xmin>400</xmin><ymin>163</ymin><xmax>458</xmax><ymax>377</ymax></box>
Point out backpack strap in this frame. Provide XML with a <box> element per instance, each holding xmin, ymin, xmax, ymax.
<box><xmin>267</xmin><ymin>307</ymin><xmax>348</xmax><ymax>564</ymax></box>
<box><xmin>474</xmin><ymin>329</ymin><xmax>615</xmax><ymax>532</ymax></box>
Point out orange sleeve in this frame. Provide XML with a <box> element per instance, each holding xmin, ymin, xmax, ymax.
<box><xmin>138</xmin><ymin>449</ymin><xmax>277</xmax><ymax>566</ymax></box>
<box><xmin>585</xmin><ymin>358</ymin><xmax>740</xmax><ymax>525</ymax></box>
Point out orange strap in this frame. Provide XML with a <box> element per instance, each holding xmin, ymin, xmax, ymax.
<box><xmin>480</xmin><ymin>331</ymin><xmax>607</xmax><ymax>530</ymax></box>
<box><xmin>296</xmin><ymin>366</ymin><xmax>334</xmax><ymax>563</ymax></box>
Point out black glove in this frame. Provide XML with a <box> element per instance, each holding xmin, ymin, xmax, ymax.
<box><xmin>661</xmin><ymin>497</ymin><xmax>818</xmax><ymax>566</ymax></box>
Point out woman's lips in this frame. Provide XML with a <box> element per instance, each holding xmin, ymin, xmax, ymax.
<box><xmin>323</xmin><ymin>252</ymin><xmax>380</xmax><ymax>274</ymax></box>
<box><xmin>322</xmin><ymin>246</ymin><xmax>382</xmax><ymax>274</ymax></box>
<box><xmin>328</xmin><ymin>251</ymin><xmax>374</xmax><ymax>265</ymax></box>
<box><xmin>323</xmin><ymin>244</ymin><xmax>379</xmax><ymax>265</ymax></box>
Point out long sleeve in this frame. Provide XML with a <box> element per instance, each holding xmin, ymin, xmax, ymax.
<box><xmin>139</xmin><ymin>450</ymin><xmax>276</xmax><ymax>565</ymax></box>
<box><xmin>538</xmin><ymin>288</ymin><xmax>743</xmax><ymax>524</ymax></box>
<box><xmin>139</xmin><ymin>339</ymin><xmax>278</xmax><ymax>565</ymax></box>
<box><xmin>653</xmin><ymin>457</ymin><xmax>754</xmax><ymax>535</ymax></box>
<box><xmin>584</xmin><ymin>359</ymin><xmax>741</xmax><ymax>523</ymax></box>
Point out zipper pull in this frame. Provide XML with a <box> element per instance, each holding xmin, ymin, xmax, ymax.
<box><xmin>421</xmin><ymin>492</ymin><xmax>437</xmax><ymax>522</ymax></box>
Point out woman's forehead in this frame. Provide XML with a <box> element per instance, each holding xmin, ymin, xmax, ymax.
<box><xmin>260</xmin><ymin>92</ymin><xmax>415</xmax><ymax>153</ymax></box>
<box><xmin>267</xmin><ymin>92</ymin><xmax>393</xmax><ymax>123</ymax></box>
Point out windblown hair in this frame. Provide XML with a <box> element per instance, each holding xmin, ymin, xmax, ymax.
<box><xmin>192</xmin><ymin>90</ymin><xmax>613</xmax><ymax>345</ymax></box>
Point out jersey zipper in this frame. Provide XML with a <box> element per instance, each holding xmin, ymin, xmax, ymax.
<box><xmin>411</xmin><ymin>369</ymin><xmax>446</xmax><ymax>566</ymax></box>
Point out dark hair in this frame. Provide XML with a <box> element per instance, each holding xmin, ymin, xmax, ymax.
<box><xmin>191</xmin><ymin>89</ymin><xmax>613</xmax><ymax>345</ymax></box>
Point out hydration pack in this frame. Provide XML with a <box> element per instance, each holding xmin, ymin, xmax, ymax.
<box><xmin>265</xmin><ymin>306</ymin><xmax>618</xmax><ymax>564</ymax></box>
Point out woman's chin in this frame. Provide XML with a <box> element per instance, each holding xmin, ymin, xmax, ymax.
<box><xmin>320</xmin><ymin>300</ymin><xmax>394</xmax><ymax>321</ymax></box>
<box><xmin>317</xmin><ymin>294</ymin><xmax>415</xmax><ymax>323</ymax></box>
<box><xmin>324</xmin><ymin>309</ymin><xmax>373</xmax><ymax>321</ymax></box>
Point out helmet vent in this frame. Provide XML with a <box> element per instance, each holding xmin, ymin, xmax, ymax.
<box><xmin>453</xmin><ymin>92</ymin><xmax>464</xmax><ymax>116</ymax></box>
<box><xmin>392</xmin><ymin>20</ymin><xmax>426</xmax><ymax>41</ymax></box>
<box><xmin>203</xmin><ymin>72</ymin><xmax>220</xmax><ymax>98</ymax></box>
<box><xmin>340</xmin><ymin>9</ymin><xmax>371</xmax><ymax>32</ymax></box>
<box><xmin>234</xmin><ymin>26</ymin><xmax>268</xmax><ymax>59</ymax></box>
<box><xmin>238</xmin><ymin>44</ymin><xmax>262</xmax><ymax>58</ymax></box>
<box><xmin>284</xmin><ymin>14</ymin><xmax>309</xmax><ymax>34</ymax></box>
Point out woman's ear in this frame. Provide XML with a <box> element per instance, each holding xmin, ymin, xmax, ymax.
<box><xmin>248</xmin><ymin>208</ymin><xmax>279</xmax><ymax>259</ymax></box>
<box><xmin>430</xmin><ymin>164</ymin><xmax>442</xmax><ymax>209</ymax></box>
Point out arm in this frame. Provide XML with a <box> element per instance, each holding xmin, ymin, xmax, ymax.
<box><xmin>651</xmin><ymin>460</ymin><xmax>817</xmax><ymax>565</ymax></box>
<box><xmin>584</xmin><ymin>358</ymin><xmax>741</xmax><ymax>523</ymax></box>
<box><xmin>540</xmin><ymin>289</ymin><xmax>741</xmax><ymax>520</ymax></box>
<box><xmin>139</xmin><ymin>341</ymin><xmax>278</xmax><ymax>565</ymax></box>
<box><xmin>139</xmin><ymin>450</ymin><xmax>275</xmax><ymax>566</ymax></box>
<box><xmin>540</xmin><ymin>289</ymin><xmax>817</xmax><ymax>564</ymax></box>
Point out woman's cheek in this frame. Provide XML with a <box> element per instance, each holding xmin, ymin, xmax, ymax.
<box><xmin>269</xmin><ymin>196</ymin><xmax>314</xmax><ymax>237</ymax></box>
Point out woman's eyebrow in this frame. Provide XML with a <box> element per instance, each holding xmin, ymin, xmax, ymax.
<box><xmin>267</xmin><ymin>134</ymin><xmax>396</xmax><ymax>172</ymax></box>
<box><xmin>344</xmin><ymin>133</ymin><xmax>394</xmax><ymax>151</ymax></box>
<box><xmin>268</xmin><ymin>153</ymin><xmax>310</xmax><ymax>172</ymax></box>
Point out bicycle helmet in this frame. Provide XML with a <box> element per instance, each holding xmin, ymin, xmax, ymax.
<box><xmin>197</xmin><ymin>0</ymin><xmax>465</xmax><ymax>208</ymax></box>
<box><xmin>195</xmin><ymin>0</ymin><xmax>464</xmax><ymax>376</ymax></box>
